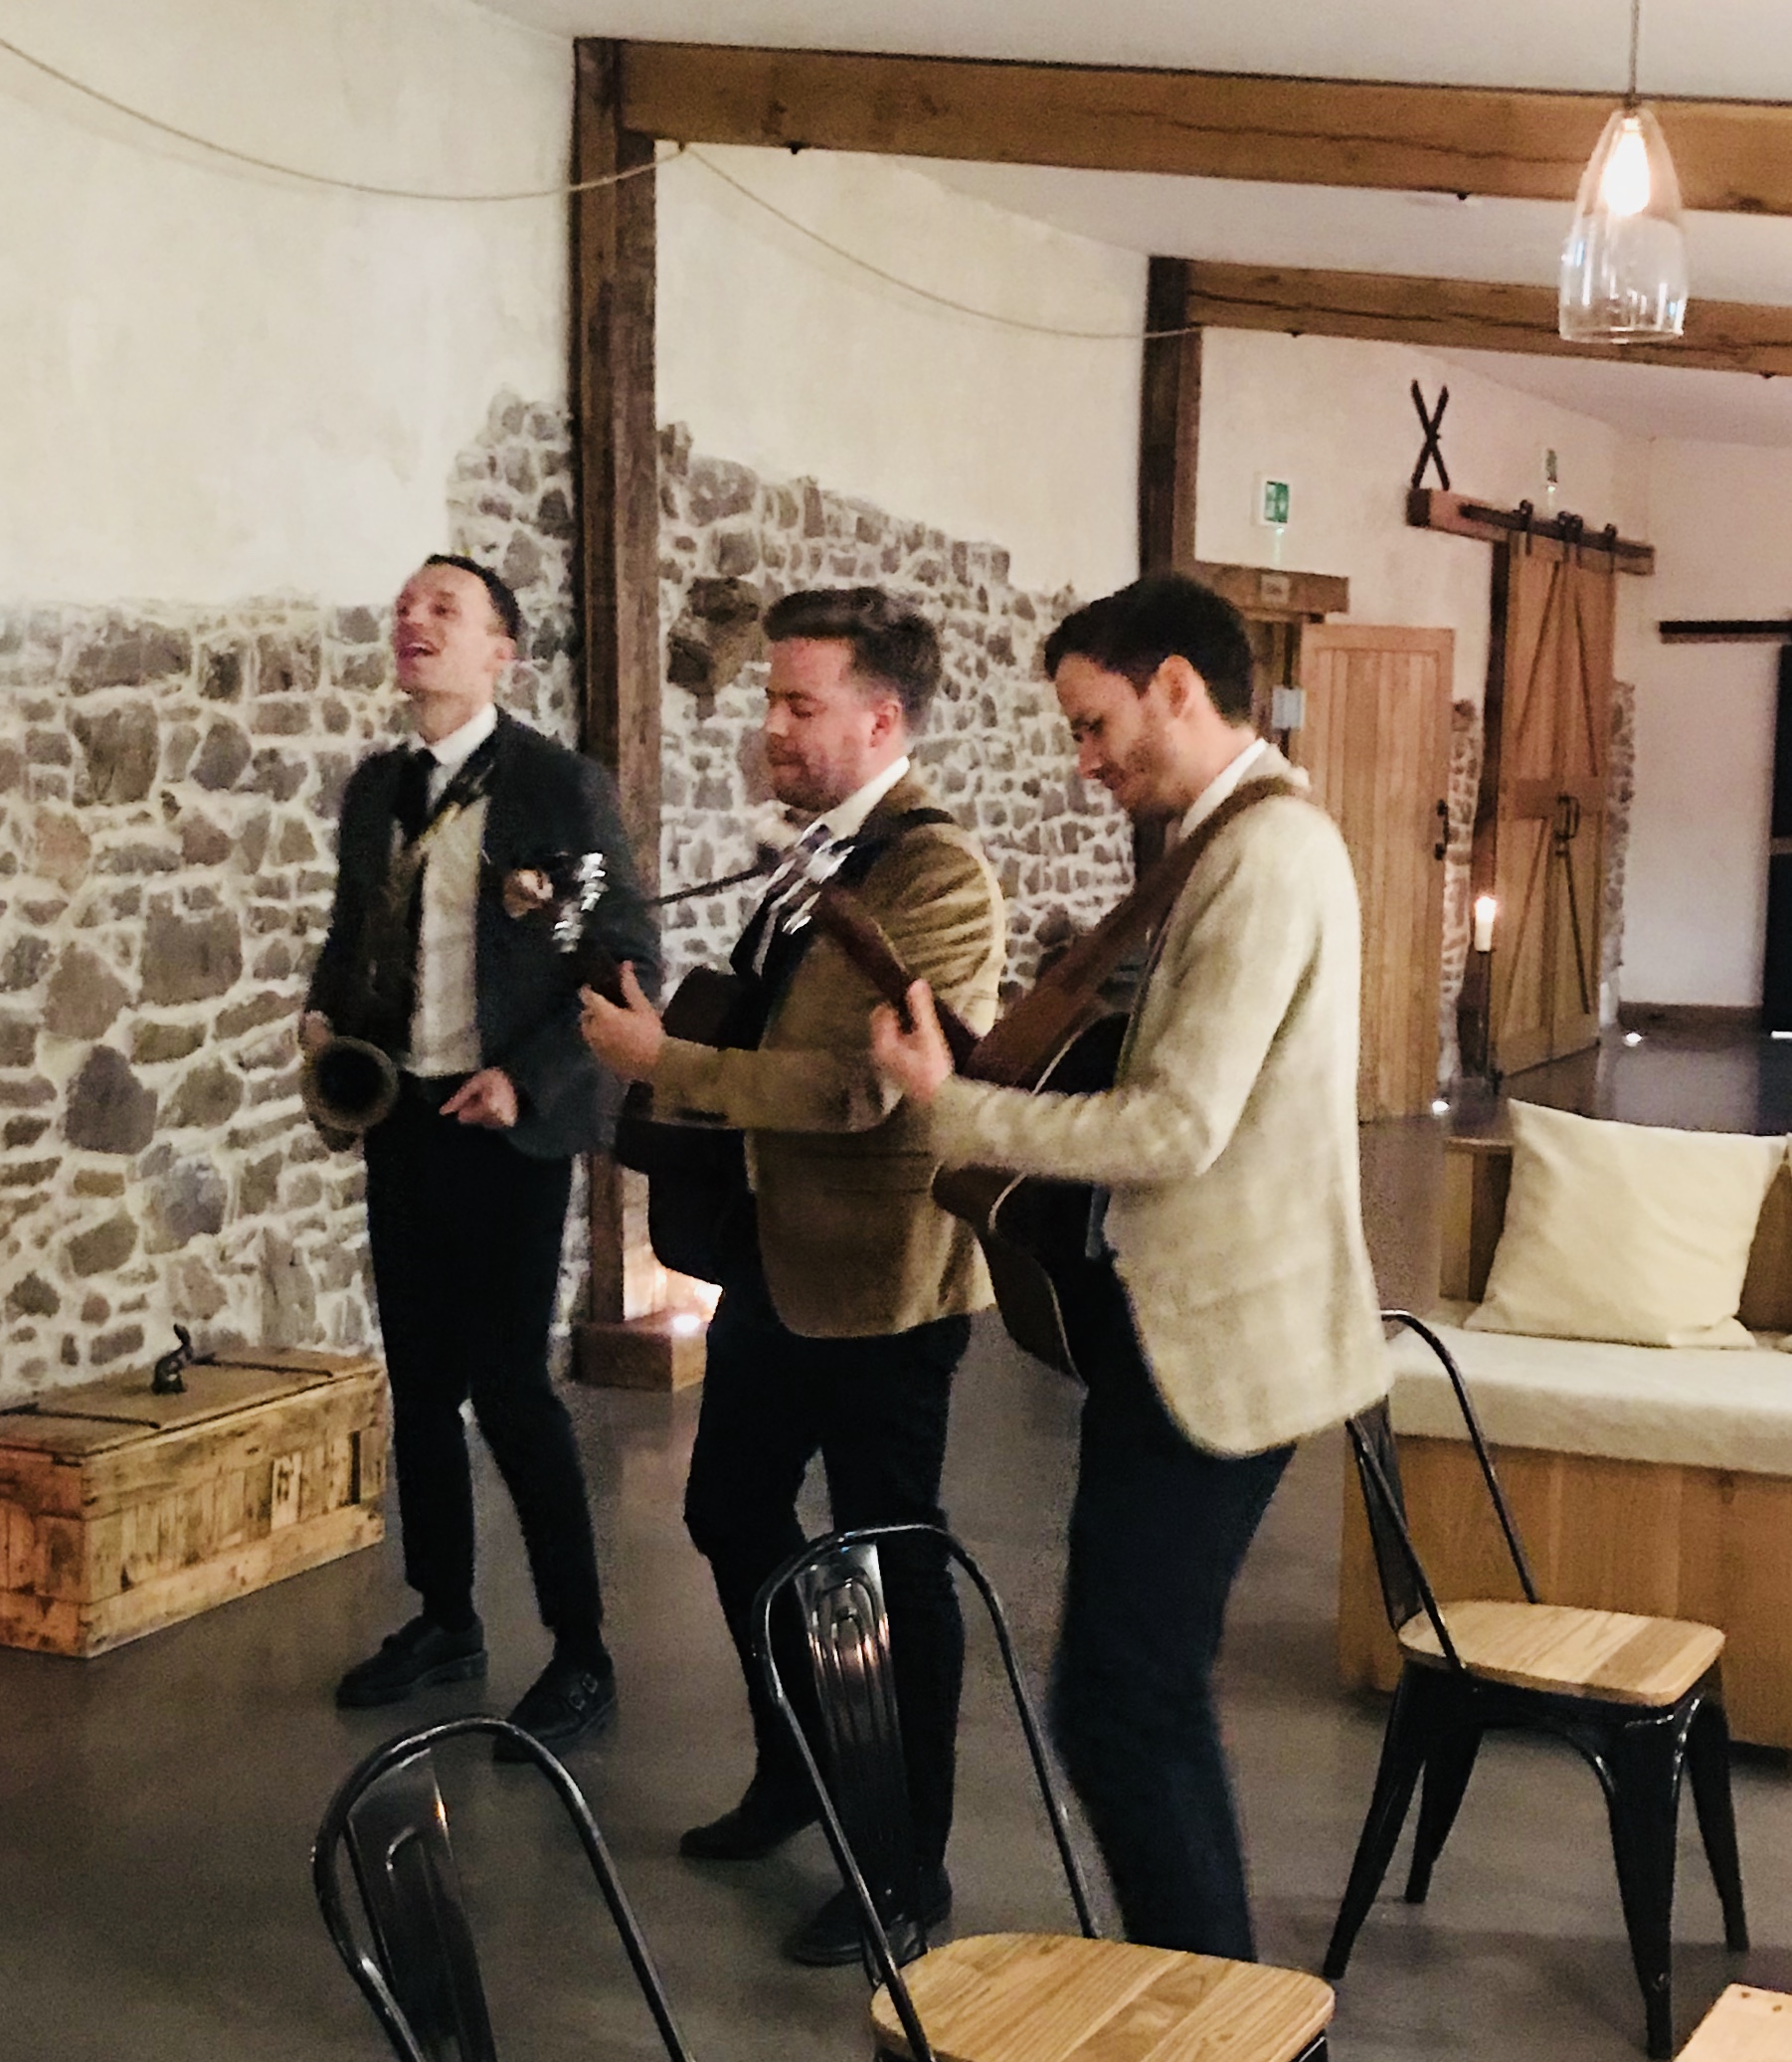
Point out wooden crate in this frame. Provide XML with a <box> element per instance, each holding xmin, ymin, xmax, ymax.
<box><xmin>0</xmin><ymin>1346</ymin><xmax>387</xmax><ymax>1657</ymax></box>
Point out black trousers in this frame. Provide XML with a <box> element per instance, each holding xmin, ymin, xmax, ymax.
<box><xmin>363</xmin><ymin>1085</ymin><xmax>606</xmax><ymax>1663</ymax></box>
<box><xmin>1051</xmin><ymin>1261</ymin><xmax>1292</xmax><ymax>1961</ymax></box>
<box><xmin>684</xmin><ymin>1255</ymin><xmax>969</xmax><ymax>1868</ymax></box>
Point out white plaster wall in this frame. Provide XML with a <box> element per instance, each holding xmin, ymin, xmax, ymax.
<box><xmin>0</xmin><ymin>0</ymin><xmax>569</xmax><ymax>605</ymax></box>
<box><xmin>656</xmin><ymin>147</ymin><xmax>1146</xmax><ymax>598</ymax></box>
<box><xmin>1193</xmin><ymin>329</ymin><xmax>1647</xmax><ymax>708</ymax></box>
<box><xmin>1621</xmin><ymin>441</ymin><xmax>1788</xmax><ymax>1008</ymax></box>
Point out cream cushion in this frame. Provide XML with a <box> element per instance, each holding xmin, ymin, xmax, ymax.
<box><xmin>1465</xmin><ymin>1104</ymin><xmax>1784</xmax><ymax>1350</ymax></box>
<box><xmin>1393</xmin><ymin>1306</ymin><xmax>1792</xmax><ymax>1476</ymax></box>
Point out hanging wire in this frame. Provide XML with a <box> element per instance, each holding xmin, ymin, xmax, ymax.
<box><xmin>1626</xmin><ymin>0</ymin><xmax>1642</xmax><ymax>102</ymax></box>
<box><xmin>0</xmin><ymin>30</ymin><xmax>677</xmax><ymax>201</ymax></box>
<box><xmin>688</xmin><ymin>149</ymin><xmax>1204</xmax><ymax>343</ymax></box>
<box><xmin>0</xmin><ymin>28</ymin><xmax>1208</xmax><ymax>341</ymax></box>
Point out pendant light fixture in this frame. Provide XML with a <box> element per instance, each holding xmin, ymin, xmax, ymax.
<box><xmin>1558</xmin><ymin>0</ymin><xmax>1688</xmax><ymax>342</ymax></box>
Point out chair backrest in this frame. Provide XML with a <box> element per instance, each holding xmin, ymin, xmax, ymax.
<box><xmin>344</xmin><ymin>1747</ymin><xmax>496</xmax><ymax>2062</ymax></box>
<box><xmin>755</xmin><ymin>1523</ymin><xmax>1098</xmax><ymax>2062</ymax></box>
<box><xmin>312</xmin><ymin>1716</ymin><xmax>694</xmax><ymax>2062</ymax></box>
<box><xmin>1348</xmin><ymin>1313</ymin><xmax>1542</xmax><ymax>1670</ymax></box>
<box><xmin>796</xmin><ymin>1543</ymin><xmax>927</xmax><ymax>1964</ymax></box>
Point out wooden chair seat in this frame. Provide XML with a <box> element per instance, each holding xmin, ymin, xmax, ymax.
<box><xmin>869</xmin><ymin>1931</ymin><xmax>1333</xmax><ymax>2062</ymax></box>
<box><xmin>1679</xmin><ymin>1985</ymin><xmax>1792</xmax><ymax>2060</ymax></box>
<box><xmin>1399</xmin><ymin>1598</ymin><xmax>1725</xmax><ymax>1705</ymax></box>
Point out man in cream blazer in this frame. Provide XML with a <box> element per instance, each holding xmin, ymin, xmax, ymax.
<box><xmin>873</xmin><ymin>571</ymin><xmax>1387</xmax><ymax>1964</ymax></box>
<box><xmin>582</xmin><ymin>587</ymin><xmax>1003</xmax><ymax>1965</ymax></box>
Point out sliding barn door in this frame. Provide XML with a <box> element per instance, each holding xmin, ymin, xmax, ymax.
<box><xmin>1483</xmin><ymin>543</ymin><xmax>1614</xmax><ymax>1075</ymax></box>
<box><xmin>1292</xmin><ymin>626</ymin><xmax>1453</xmax><ymax>1118</ymax></box>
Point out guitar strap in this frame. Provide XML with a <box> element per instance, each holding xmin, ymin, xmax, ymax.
<box><xmin>964</xmin><ymin>776</ymin><xmax>1302</xmax><ymax>1088</ymax></box>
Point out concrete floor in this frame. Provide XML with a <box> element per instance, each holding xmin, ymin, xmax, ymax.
<box><xmin>4</xmin><ymin>1031</ymin><xmax>1790</xmax><ymax>2060</ymax></box>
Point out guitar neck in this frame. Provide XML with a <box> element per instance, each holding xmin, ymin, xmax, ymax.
<box><xmin>812</xmin><ymin>884</ymin><xmax>981</xmax><ymax>1068</ymax></box>
<box><xmin>567</xmin><ymin>936</ymin><xmax>627</xmax><ymax>1010</ymax></box>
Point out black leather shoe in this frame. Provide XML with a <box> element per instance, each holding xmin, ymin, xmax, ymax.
<box><xmin>335</xmin><ymin>1616</ymin><xmax>487</xmax><ymax>1709</ymax></box>
<box><xmin>679</xmin><ymin>1778</ymin><xmax>819</xmax><ymax>1861</ymax></box>
<box><xmin>785</xmin><ymin>1864</ymin><xmax>952</xmax><ymax>1968</ymax></box>
<box><xmin>493</xmin><ymin>1656</ymin><xmax>618</xmax><ymax>1761</ymax></box>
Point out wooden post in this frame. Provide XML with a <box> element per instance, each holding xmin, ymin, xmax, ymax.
<box><xmin>1134</xmin><ymin>258</ymin><xmax>1201</xmax><ymax>869</ymax></box>
<box><xmin>1138</xmin><ymin>257</ymin><xmax>1201</xmax><ymax>575</ymax></box>
<box><xmin>572</xmin><ymin>42</ymin><xmax>658</xmax><ymax>1341</ymax></box>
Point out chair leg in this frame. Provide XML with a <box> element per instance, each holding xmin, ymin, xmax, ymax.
<box><xmin>1324</xmin><ymin>1667</ymin><xmax>1446</xmax><ymax>1979</ymax></box>
<box><xmin>1602</xmin><ymin>1718</ymin><xmax>1684</xmax><ymax>2062</ymax></box>
<box><xmin>1404</xmin><ymin>1718</ymin><xmax>1482</xmax><ymax>1905</ymax></box>
<box><xmin>1686</xmin><ymin>1698</ymin><xmax>1748</xmax><ymax>1954</ymax></box>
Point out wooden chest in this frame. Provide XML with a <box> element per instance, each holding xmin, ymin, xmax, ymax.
<box><xmin>0</xmin><ymin>1347</ymin><xmax>387</xmax><ymax>1657</ymax></box>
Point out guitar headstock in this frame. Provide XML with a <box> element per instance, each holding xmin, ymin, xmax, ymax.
<box><xmin>501</xmin><ymin>851</ymin><xmax>609</xmax><ymax>956</ymax></box>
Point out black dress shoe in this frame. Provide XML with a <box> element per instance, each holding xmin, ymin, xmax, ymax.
<box><xmin>335</xmin><ymin>1615</ymin><xmax>487</xmax><ymax>1709</ymax></box>
<box><xmin>785</xmin><ymin>1864</ymin><xmax>952</xmax><ymax>1968</ymax></box>
<box><xmin>679</xmin><ymin>1778</ymin><xmax>819</xmax><ymax>1861</ymax></box>
<box><xmin>493</xmin><ymin>1655</ymin><xmax>618</xmax><ymax>1761</ymax></box>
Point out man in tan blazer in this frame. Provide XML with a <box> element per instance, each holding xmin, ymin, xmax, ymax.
<box><xmin>581</xmin><ymin>587</ymin><xmax>1003</xmax><ymax>1964</ymax></box>
<box><xmin>873</xmin><ymin>572</ymin><xmax>1387</xmax><ymax>1964</ymax></box>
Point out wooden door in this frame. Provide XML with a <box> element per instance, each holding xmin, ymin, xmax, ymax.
<box><xmin>1483</xmin><ymin>543</ymin><xmax>1613</xmax><ymax>1074</ymax></box>
<box><xmin>1292</xmin><ymin>626</ymin><xmax>1453</xmax><ymax>1118</ymax></box>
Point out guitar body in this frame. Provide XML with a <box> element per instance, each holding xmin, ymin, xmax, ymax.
<box><xmin>932</xmin><ymin>1014</ymin><xmax>1128</xmax><ymax>1381</ymax></box>
<box><xmin>612</xmin><ymin>967</ymin><xmax>757</xmax><ymax>1285</ymax></box>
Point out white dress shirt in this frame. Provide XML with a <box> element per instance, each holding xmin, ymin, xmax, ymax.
<box><xmin>1175</xmin><ymin>734</ymin><xmax>1270</xmax><ymax>843</ymax></box>
<box><xmin>407</xmin><ymin>703</ymin><xmax>497</xmax><ymax>1077</ymax></box>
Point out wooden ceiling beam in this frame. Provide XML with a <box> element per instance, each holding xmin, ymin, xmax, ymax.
<box><xmin>621</xmin><ymin>41</ymin><xmax>1792</xmax><ymax>216</ymax></box>
<box><xmin>1182</xmin><ymin>261</ymin><xmax>1792</xmax><ymax>377</ymax></box>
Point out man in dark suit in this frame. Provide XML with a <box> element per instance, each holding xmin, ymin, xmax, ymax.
<box><xmin>304</xmin><ymin>554</ymin><xmax>657</xmax><ymax>1752</ymax></box>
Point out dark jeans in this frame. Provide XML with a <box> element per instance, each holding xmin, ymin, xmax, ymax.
<box><xmin>1051</xmin><ymin>1261</ymin><xmax>1292</xmax><ymax>1961</ymax></box>
<box><xmin>684</xmin><ymin>1256</ymin><xmax>969</xmax><ymax>1867</ymax></box>
<box><xmin>364</xmin><ymin>1085</ymin><xmax>607</xmax><ymax>1665</ymax></box>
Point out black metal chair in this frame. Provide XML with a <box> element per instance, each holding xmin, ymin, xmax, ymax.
<box><xmin>312</xmin><ymin>1716</ymin><xmax>694</xmax><ymax>2062</ymax></box>
<box><xmin>1328</xmin><ymin>1312</ymin><xmax>1748</xmax><ymax>2059</ymax></box>
<box><xmin>755</xmin><ymin>1522</ymin><xmax>1334</xmax><ymax>2062</ymax></box>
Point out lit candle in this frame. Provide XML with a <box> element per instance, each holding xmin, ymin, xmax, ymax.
<box><xmin>1473</xmin><ymin>895</ymin><xmax>1497</xmax><ymax>953</ymax></box>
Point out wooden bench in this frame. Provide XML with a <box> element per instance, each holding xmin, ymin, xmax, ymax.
<box><xmin>0</xmin><ymin>1346</ymin><xmax>386</xmax><ymax>1656</ymax></box>
<box><xmin>1339</xmin><ymin>1136</ymin><xmax>1792</xmax><ymax>1750</ymax></box>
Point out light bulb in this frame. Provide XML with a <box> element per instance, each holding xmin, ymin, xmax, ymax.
<box><xmin>1599</xmin><ymin>115</ymin><xmax>1653</xmax><ymax>218</ymax></box>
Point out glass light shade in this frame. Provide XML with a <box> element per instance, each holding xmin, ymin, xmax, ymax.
<box><xmin>1559</xmin><ymin>103</ymin><xmax>1689</xmax><ymax>341</ymax></box>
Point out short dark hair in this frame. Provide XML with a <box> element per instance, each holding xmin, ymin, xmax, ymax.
<box><xmin>762</xmin><ymin>586</ymin><xmax>943</xmax><ymax>728</ymax></box>
<box><xmin>1042</xmin><ymin>573</ymin><xmax>1255</xmax><ymax>723</ymax></box>
<box><xmin>424</xmin><ymin>553</ymin><xmax>524</xmax><ymax>646</ymax></box>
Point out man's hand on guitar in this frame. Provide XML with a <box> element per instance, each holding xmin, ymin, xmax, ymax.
<box><xmin>442</xmin><ymin>1067</ymin><xmax>518</xmax><ymax>1129</ymax></box>
<box><xmin>870</xmin><ymin>981</ymin><xmax>955</xmax><ymax>1109</ymax></box>
<box><xmin>580</xmin><ymin>962</ymin><xmax>664</xmax><ymax>1081</ymax></box>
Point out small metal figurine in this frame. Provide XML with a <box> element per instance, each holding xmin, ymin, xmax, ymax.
<box><xmin>152</xmin><ymin>1324</ymin><xmax>202</xmax><ymax>1397</ymax></box>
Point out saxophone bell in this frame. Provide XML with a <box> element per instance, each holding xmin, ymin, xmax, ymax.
<box><xmin>300</xmin><ymin>1033</ymin><xmax>400</xmax><ymax>1138</ymax></box>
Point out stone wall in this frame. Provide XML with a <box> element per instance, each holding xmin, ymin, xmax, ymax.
<box><xmin>654</xmin><ymin>425</ymin><xmax>1133</xmax><ymax>994</ymax></box>
<box><xmin>0</xmin><ymin>399</ymin><xmax>1131</xmax><ymax>1392</ymax></box>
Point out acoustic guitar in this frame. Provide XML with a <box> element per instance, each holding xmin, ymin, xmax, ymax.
<box><xmin>932</xmin><ymin>778</ymin><xmax>1300</xmax><ymax>1381</ymax></box>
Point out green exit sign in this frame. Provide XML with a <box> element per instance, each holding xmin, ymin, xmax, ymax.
<box><xmin>1258</xmin><ymin>477</ymin><xmax>1291</xmax><ymax>528</ymax></box>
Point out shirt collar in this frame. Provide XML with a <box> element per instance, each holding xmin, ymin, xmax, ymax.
<box><xmin>1177</xmin><ymin>735</ymin><xmax>1270</xmax><ymax>843</ymax></box>
<box><xmin>417</xmin><ymin>701</ymin><xmax>497</xmax><ymax>776</ymax></box>
<box><xmin>811</xmin><ymin>754</ymin><xmax>911</xmax><ymax>844</ymax></box>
